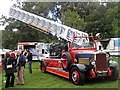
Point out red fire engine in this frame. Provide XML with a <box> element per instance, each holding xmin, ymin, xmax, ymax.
<box><xmin>9</xmin><ymin>6</ymin><xmax>118</xmax><ymax>85</ymax></box>
<box><xmin>40</xmin><ymin>35</ymin><xmax>118</xmax><ymax>85</ymax></box>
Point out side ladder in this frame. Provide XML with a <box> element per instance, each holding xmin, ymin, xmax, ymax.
<box><xmin>9</xmin><ymin>7</ymin><xmax>88</xmax><ymax>43</ymax></box>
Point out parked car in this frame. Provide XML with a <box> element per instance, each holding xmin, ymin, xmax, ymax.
<box><xmin>101</xmin><ymin>38</ymin><xmax>120</xmax><ymax>56</ymax></box>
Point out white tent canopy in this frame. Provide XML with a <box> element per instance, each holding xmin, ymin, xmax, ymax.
<box><xmin>0</xmin><ymin>49</ymin><xmax>12</xmax><ymax>55</ymax></box>
<box><xmin>0</xmin><ymin>49</ymin><xmax>6</xmax><ymax>54</ymax></box>
<box><xmin>2</xmin><ymin>49</ymin><xmax>12</xmax><ymax>52</ymax></box>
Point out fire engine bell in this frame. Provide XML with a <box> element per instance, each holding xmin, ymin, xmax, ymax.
<box><xmin>95</xmin><ymin>33</ymin><xmax>103</xmax><ymax>50</ymax></box>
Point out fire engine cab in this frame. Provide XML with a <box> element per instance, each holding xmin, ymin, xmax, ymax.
<box><xmin>40</xmin><ymin>35</ymin><xmax>118</xmax><ymax>85</ymax></box>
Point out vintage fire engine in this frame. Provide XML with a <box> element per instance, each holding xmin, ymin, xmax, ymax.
<box><xmin>40</xmin><ymin>35</ymin><xmax>118</xmax><ymax>85</ymax></box>
<box><xmin>9</xmin><ymin>6</ymin><xmax>118</xmax><ymax>85</ymax></box>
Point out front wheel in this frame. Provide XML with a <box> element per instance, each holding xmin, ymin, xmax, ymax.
<box><xmin>70</xmin><ymin>67</ymin><xmax>85</xmax><ymax>85</ymax></box>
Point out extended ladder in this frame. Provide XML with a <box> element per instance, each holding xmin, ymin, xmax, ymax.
<box><xmin>9</xmin><ymin>7</ymin><xmax>88</xmax><ymax>43</ymax></box>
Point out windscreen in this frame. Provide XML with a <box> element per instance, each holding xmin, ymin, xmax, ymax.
<box><xmin>72</xmin><ymin>37</ymin><xmax>95</xmax><ymax>49</ymax></box>
<box><xmin>114</xmin><ymin>39</ymin><xmax>120</xmax><ymax>47</ymax></box>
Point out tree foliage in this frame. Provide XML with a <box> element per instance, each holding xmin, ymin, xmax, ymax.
<box><xmin>61</xmin><ymin>9</ymin><xmax>87</xmax><ymax>30</ymax></box>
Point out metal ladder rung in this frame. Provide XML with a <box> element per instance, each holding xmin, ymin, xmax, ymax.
<box><xmin>9</xmin><ymin>7</ymin><xmax>88</xmax><ymax>45</ymax></box>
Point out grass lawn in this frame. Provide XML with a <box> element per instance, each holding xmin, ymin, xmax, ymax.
<box><xmin>1</xmin><ymin>56</ymin><xmax>120</xmax><ymax>89</ymax></box>
<box><xmin>0</xmin><ymin>73</ymin><xmax>2</xmax><ymax>90</ymax></box>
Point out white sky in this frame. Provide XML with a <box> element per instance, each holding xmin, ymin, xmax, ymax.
<box><xmin>0</xmin><ymin>0</ymin><xmax>15</xmax><ymax>30</ymax></box>
<box><xmin>0</xmin><ymin>0</ymin><xmax>14</xmax><ymax>18</ymax></box>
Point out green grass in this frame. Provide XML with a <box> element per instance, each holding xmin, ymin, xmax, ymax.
<box><xmin>1</xmin><ymin>57</ymin><xmax>120</xmax><ymax>89</ymax></box>
<box><xmin>0</xmin><ymin>73</ymin><xmax>2</xmax><ymax>90</ymax></box>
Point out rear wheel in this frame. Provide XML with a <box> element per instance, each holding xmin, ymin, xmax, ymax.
<box><xmin>40</xmin><ymin>61</ymin><xmax>46</xmax><ymax>73</ymax></box>
<box><xmin>61</xmin><ymin>52</ymin><xmax>72</xmax><ymax>71</ymax></box>
<box><xmin>70</xmin><ymin>67</ymin><xmax>85</xmax><ymax>85</ymax></box>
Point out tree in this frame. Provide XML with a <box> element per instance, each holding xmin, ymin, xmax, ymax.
<box><xmin>106</xmin><ymin>3</ymin><xmax>119</xmax><ymax>37</ymax></box>
<box><xmin>2</xmin><ymin>29</ymin><xmax>18</xmax><ymax>50</ymax></box>
<box><xmin>61</xmin><ymin>9</ymin><xmax>87</xmax><ymax>31</ymax></box>
<box><xmin>23</xmin><ymin>2</ymin><xmax>55</xmax><ymax>17</ymax></box>
<box><xmin>0</xmin><ymin>31</ymin><xmax>2</xmax><ymax>48</ymax></box>
<box><xmin>85</xmin><ymin>2</ymin><xmax>118</xmax><ymax>38</ymax></box>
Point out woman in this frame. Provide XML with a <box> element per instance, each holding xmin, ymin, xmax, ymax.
<box><xmin>4</xmin><ymin>52</ymin><xmax>16</xmax><ymax>88</ymax></box>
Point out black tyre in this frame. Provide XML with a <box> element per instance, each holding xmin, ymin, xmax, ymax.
<box><xmin>70</xmin><ymin>67</ymin><xmax>85</xmax><ymax>85</ymax></box>
<box><xmin>61</xmin><ymin>52</ymin><xmax>72</xmax><ymax>71</ymax></box>
<box><xmin>40</xmin><ymin>61</ymin><xmax>46</xmax><ymax>73</ymax></box>
<box><xmin>110</xmin><ymin>67</ymin><xmax>118</xmax><ymax>81</ymax></box>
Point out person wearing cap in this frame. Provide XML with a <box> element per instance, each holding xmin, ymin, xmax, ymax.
<box><xmin>11</xmin><ymin>52</ymin><xmax>17</xmax><ymax>66</ymax></box>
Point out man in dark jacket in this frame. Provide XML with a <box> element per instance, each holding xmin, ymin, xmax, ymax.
<box><xmin>16</xmin><ymin>50</ymin><xmax>26</xmax><ymax>85</ymax></box>
<box><xmin>4</xmin><ymin>52</ymin><xmax>16</xmax><ymax>88</ymax></box>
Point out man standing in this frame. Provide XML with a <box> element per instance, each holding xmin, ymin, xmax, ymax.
<box><xmin>16</xmin><ymin>51</ymin><xmax>26</xmax><ymax>85</ymax></box>
<box><xmin>4</xmin><ymin>52</ymin><xmax>15</xmax><ymax>88</ymax></box>
<box><xmin>1</xmin><ymin>54</ymin><xmax>5</xmax><ymax>71</ymax></box>
<box><xmin>27</xmin><ymin>50</ymin><xmax>32</xmax><ymax>74</ymax></box>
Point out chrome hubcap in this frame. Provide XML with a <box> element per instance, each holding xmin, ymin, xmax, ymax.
<box><xmin>72</xmin><ymin>72</ymin><xmax>77</xmax><ymax>81</ymax></box>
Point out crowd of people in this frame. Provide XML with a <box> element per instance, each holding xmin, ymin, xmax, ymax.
<box><xmin>0</xmin><ymin>49</ymin><xmax>32</xmax><ymax>88</ymax></box>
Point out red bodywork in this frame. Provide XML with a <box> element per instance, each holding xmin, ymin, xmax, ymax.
<box><xmin>43</xmin><ymin>58</ymin><xmax>69</xmax><ymax>79</ymax></box>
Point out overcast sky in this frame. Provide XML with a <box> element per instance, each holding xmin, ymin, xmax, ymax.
<box><xmin>0</xmin><ymin>0</ymin><xmax>14</xmax><ymax>18</ymax></box>
<box><xmin>0</xmin><ymin>0</ymin><xmax>15</xmax><ymax>30</ymax></box>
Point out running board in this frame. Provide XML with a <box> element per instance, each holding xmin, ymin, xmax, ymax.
<box><xmin>46</xmin><ymin>67</ymin><xmax>69</xmax><ymax>79</ymax></box>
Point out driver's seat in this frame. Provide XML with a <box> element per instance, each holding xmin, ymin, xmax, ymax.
<box><xmin>64</xmin><ymin>45</ymin><xmax>68</xmax><ymax>52</ymax></box>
